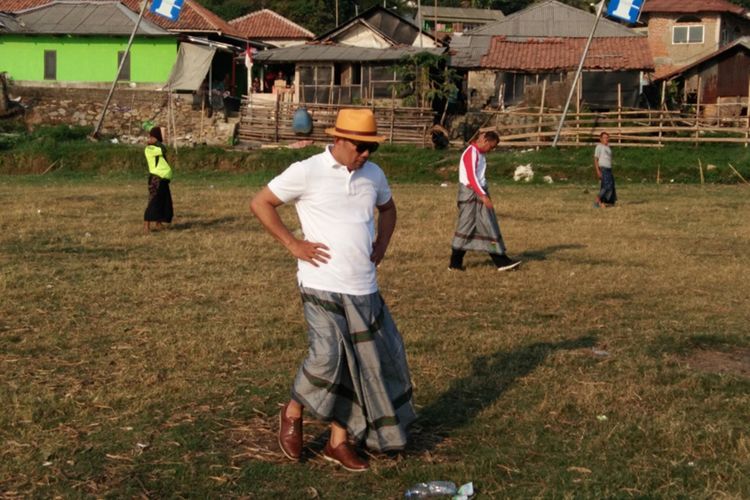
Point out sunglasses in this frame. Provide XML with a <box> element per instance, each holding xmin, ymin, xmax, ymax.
<box><xmin>351</xmin><ymin>141</ymin><xmax>379</xmax><ymax>154</ymax></box>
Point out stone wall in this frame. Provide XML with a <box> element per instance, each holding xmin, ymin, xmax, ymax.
<box><xmin>467</xmin><ymin>70</ymin><xmax>497</xmax><ymax>111</ymax></box>
<box><xmin>8</xmin><ymin>84</ymin><xmax>237</xmax><ymax>146</ymax></box>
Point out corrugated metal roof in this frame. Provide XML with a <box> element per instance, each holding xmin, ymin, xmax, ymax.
<box><xmin>470</xmin><ymin>0</ymin><xmax>642</xmax><ymax>38</ymax></box>
<box><xmin>253</xmin><ymin>43</ymin><xmax>445</xmax><ymax>63</ymax></box>
<box><xmin>419</xmin><ymin>6</ymin><xmax>505</xmax><ymax>23</ymax></box>
<box><xmin>481</xmin><ymin>36</ymin><xmax>654</xmax><ymax>72</ymax></box>
<box><xmin>642</xmin><ymin>0</ymin><xmax>746</xmax><ymax>15</ymax></box>
<box><xmin>315</xmin><ymin>5</ymin><xmax>441</xmax><ymax>46</ymax></box>
<box><xmin>0</xmin><ymin>12</ymin><xmax>29</xmax><ymax>32</ymax></box>
<box><xmin>1</xmin><ymin>0</ymin><xmax>248</xmax><ymax>39</ymax></box>
<box><xmin>14</xmin><ymin>1</ymin><xmax>170</xmax><ymax>35</ymax></box>
<box><xmin>448</xmin><ymin>34</ymin><xmax>492</xmax><ymax>68</ymax></box>
<box><xmin>229</xmin><ymin>9</ymin><xmax>314</xmax><ymax>39</ymax></box>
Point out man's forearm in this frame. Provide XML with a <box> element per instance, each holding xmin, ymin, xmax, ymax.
<box><xmin>250</xmin><ymin>198</ymin><xmax>297</xmax><ymax>249</ymax></box>
<box><xmin>376</xmin><ymin>204</ymin><xmax>397</xmax><ymax>250</ymax></box>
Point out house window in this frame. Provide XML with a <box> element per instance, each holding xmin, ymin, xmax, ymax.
<box><xmin>673</xmin><ymin>16</ymin><xmax>704</xmax><ymax>44</ymax></box>
<box><xmin>673</xmin><ymin>25</ymin><xmax>704</xmax><ymax>44</ymax></box>
<box><xmin>44</xmin><ymin>50</ymin><xmax>56</xmax><ymax>80</ymax></box>
<box><xmin>117</xmin><ymin>51</ymin><xmax>131</xmax><ymax>80</ymax></box>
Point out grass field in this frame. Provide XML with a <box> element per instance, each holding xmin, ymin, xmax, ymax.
<box><xmin>1</xmin><ymin>175</ymin><xmax>749</xmax><ymax>498</ymax></box>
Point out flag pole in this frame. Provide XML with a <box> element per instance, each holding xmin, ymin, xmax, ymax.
<box><xmin>552</xmin><ymin>0</ymin><xmax>605</xmax><ymax>148</ymax></box>
<box><xmin>92</xmin><ymin>0</ymin><xmax>150</xmax><ymax>139</ymax></box>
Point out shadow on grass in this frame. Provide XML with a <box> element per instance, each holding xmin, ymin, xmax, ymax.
<box><xmin>518</xmin><ymin>243</ymin><xmax>585</xmax><ymax>262</ymax></box>
<box><xmin>170</xmin><ymin>216</ymin><xmax>238</xmax><ymax>230</ymax></box>
<box><xmin>410</xmin><ymin>335</ymin><xmax>596</xmax><ymax>453</ymax></box>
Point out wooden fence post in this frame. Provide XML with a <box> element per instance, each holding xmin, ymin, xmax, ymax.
<box><xmin>659</xmin><ymin>80</ymin><xmax>666</xmax><ymax>146</ymax></box>
<box><xmin>537</xmin><ymin>79</ymin><xmax>547</xmax><ymax>148</ymax></box>
<box><xmin>746</xmin><ymin>76</ymin><xmax>750</xmax><ymax>147</ymax></box>
<box><xmin>576</xmin><ymin>77</ymin><xmax>581</xmax><ymax>143</ymax></box>
<box><xmin>617</xmin><ymin>83</ymin><xmax>622</xmax><ymax>144</ymax></box>
<box><xmin>274</xmin><ymin>94</ymin><xmax>280</xmax><ymax>143</ymax></box>
<box><xmin>694</xmin><ymin>76</ymin><xmax>702</xmax><ymax>146</ymax></box>
<box><xmin>388</xmin><ymin>88</ymin><xmax>396</xmax><ymax>144</ymax></box>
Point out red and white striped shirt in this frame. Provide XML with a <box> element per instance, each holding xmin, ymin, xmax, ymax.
<box><xmin>458</xmin><ymin>143</ymin><xmax>487</xmax><ymax>196</ymax></box>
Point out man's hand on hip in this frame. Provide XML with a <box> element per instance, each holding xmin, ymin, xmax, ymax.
<box><xmin>288</xmin><ymin>239</ymin><xmax>330</xmax><ymax>267</ymax></box>
<box><xmin>370</xmin><ymin>240</ymin><xmax>387</xmax><ymax>266</ymax></box>
<box><xmin>480</xmin><ymin>195</ymin><xmax>494</xmax><ymax>210</ymax></box>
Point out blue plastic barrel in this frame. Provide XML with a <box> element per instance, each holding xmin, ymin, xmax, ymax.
<box><xmin>292</xmin><ymin>107</ymin><xmax>313</xmax><ymax>135</ymax></box>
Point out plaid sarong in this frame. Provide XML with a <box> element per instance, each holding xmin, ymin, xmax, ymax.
<box><xmin>291</xmin><ymin>286</ymin><xmax>416</xmax><ymax>452</ymax></box>
<box><xmin>451</xmin><ymin>184</ymin><xmax>506</xmax><ymax>255</ymax></box>
<box><xmin>598</xmin><ymin>168</ymin><xmax>617</xmax><ymax>205</ymax></box>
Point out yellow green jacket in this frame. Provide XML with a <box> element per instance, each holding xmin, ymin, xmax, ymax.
<box><xmin>145</xmin><ymin>143</ymin><xmax>173</xmax><ymax>180</ymax></box>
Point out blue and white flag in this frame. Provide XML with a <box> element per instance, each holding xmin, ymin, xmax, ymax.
<box><xmin>606</xmin><ymin>0</ymin><xmax>644</xmax><ymax>24</ymax></box>
<box><xmin>150</xmin><ymin>0</ymin><xmax>185</xmax><ymax>21</ymax></box>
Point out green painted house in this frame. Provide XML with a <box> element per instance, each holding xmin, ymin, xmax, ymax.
<box><xmin>0</xmin><ymin>1</ymin><xmax>177</xmax><ymax>85</ymax></box>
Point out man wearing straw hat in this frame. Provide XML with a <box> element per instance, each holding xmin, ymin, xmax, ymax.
<box><xmin>250</xmin><ymin>109</ymin><xmax>415</xmax><ymax>472</ymax></box>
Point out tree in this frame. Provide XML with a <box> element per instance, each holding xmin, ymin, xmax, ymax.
<box><xmin>390</xmin><ymin>52</ymin><xmax>460</xmax><ymax>124</ymax></box>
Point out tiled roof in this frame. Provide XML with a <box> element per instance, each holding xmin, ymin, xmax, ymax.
<box><xmin>642</xmin><ymin>0</ymin><xmax>746</xmax><ymax>15</ymax></box>
<box><xmin>0</xmin><ymin>0</ymin><xmax>247</xmax><ymax>38</ymax></box>
<box><xmin>480</xmin><ymin>37</ymin><xmax>654</xmax><ymax>71</ymax></box>
<box><xmin>229</xmin><ymin>9</ymin><xmax>314</xmax><ymax>39</ymax></box>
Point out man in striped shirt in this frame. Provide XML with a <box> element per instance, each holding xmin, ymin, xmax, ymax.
<box><xmin>449</xmin><ymin>131</ymin><xmax>521</xmax><ymax>271</ymax></box>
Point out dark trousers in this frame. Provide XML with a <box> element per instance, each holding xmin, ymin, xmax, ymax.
<box><xmin>598</xmin><ymin>168</ymin><xmax>617</xmax><ymax>205</ymax></box>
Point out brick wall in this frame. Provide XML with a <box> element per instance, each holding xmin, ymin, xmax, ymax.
<box><xmin>647</xmin><ymin>14</ymin><xmax>722</xmax><ymax>77</ymax></box>
<box><xmin>8</xmin><ymin>85</ymin><xmax>236</xmax><ymax>145</ymax></box>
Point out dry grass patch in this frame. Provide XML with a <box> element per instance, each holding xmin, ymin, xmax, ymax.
<box><xmin>683</xmin><ymin>348</ymin><xmax>750</xmax><ymax>379</ymax></box>
<box><xmin>0</xmin><ymin>178</ymin><xmax>749</xmax><ymax>497</ymax></box>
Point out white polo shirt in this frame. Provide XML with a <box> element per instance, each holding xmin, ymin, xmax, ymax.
<box><xmin>267</xmin><ymin>146</ymin><xmax>392</xmax><ymax>295</ymax></box>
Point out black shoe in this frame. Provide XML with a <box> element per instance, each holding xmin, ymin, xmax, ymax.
<box><xmin>496</xmin><ymin>255</ymin><xmax>521</xmax><ymax>272</ymax></box>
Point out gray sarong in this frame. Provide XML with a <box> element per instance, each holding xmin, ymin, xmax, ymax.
<box><xmin>291</xmin><ymin>286</ymin><xmax>416</xmax><ymax>452</ymax></box>
<box><xmin>451</xmin><ymin>184</ymin><xmax>507</xmax><ymax>254</ymax></box>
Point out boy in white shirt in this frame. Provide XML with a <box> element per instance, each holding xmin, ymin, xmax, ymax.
<box><xmin>593</xmin><ymin>131</ymin><xmax>617</xmax><ymax>207</ymax></box>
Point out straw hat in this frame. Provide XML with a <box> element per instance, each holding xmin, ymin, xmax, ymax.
<box><xmin>325</xmin><ymin>109</ymin><xmax>385</xmax><ymax>143</ymax></box>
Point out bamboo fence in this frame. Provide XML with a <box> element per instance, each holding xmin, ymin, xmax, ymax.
<box><xmin>490</xmin><ymin>80</ymin><xmax>750</xmax><ymax>147</ymax></box>
<box><xmin>238</xmin><ymin>95</ymin><xmax>435</xmax><ymax>146</ymax></box>
<box><xmin>488</xmin><ymin>104</ymin><xmax>750</xmax><ymax>147</ymax></box>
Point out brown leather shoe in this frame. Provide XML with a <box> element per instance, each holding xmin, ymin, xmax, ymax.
<box><xmin>322</xmin><ymin>441</ymin><xmax>369</xmax><ymax>472</ymax></box>
<box><xmin>278</xmin><ymin>403</ymin><xmax>302</xmax><ymax>461</ymax></box>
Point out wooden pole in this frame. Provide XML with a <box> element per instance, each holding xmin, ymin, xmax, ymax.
<box><xmin>200</xmin><ymin>91</ymin><xmax>205</xmax><ymax>141</ymax></box>
<box><xmin>746</xmin><ymin>76</ymin><xmax>750</xmax><ymax>147</ymax></box>
<box><xmin>656</xmin><ymin>163</ymin><xmax>661</xmax><ymax>184</ymax></box>
<box><xmin>388</xmin><ymin>88</ymin><xmax>396</xmax><ymax>144</ymax></box>
<box><xmin>698</xmin><ymin>158</ymin><xmax>704</xmax><ymax>185</ymax></box>
<box><xmin>552</xmin><ymin>0</ymin><xmax>605</xmax><ymax>147</ymax></box>
<box><xmin>536</xmin><ymin>79</ymin><xmax>547</xmax><ymax>149</ymax></box>
<box><xmin>576</xmin><ymin>77</ymin><xmax>581</xmax><ymax>143</ymax></box>
<box><xmin>694</xmin><ymin>76</ymin><xmax>702</xmax><ymax>146</ymax></box>
<box><xmin>659</xmin><ymin>80</ymin><xmax>666</xmax><ymax>146</ymax></box>
<box><xmin>617</xmin><ymin>82</ymin><xmax>622</xmax><ymax>144</ymax></box>
<box><xmin>728</xmin><ymin>163</ymin><xmax>750</xmax><ymax>184</ymax></box>
<box><xmin>92</xmin><ymin>0</ymin><xmax>149</xmax><ymax>138</ymax></box>
<box><xmin>274</xmin><ymin>93</ymin><xmax>280</xmax><ymax>143</ymax></box>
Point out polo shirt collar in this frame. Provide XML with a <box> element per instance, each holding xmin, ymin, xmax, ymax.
<box><xmin>324</xmin><ymin>145</ymin><xmax>344</xmax><ymax>169</ymax></box>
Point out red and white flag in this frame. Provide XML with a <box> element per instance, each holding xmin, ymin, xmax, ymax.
<box><xmin>244</xmin><ymin>47</ymin><xmax>253</xmax><ymax>68</ymax></box>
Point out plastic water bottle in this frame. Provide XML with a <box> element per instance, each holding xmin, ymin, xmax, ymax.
<box><xmin>404</xmin><ymin>481</ymin><xmax>457</xmax><ymax>498</ymax></box>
